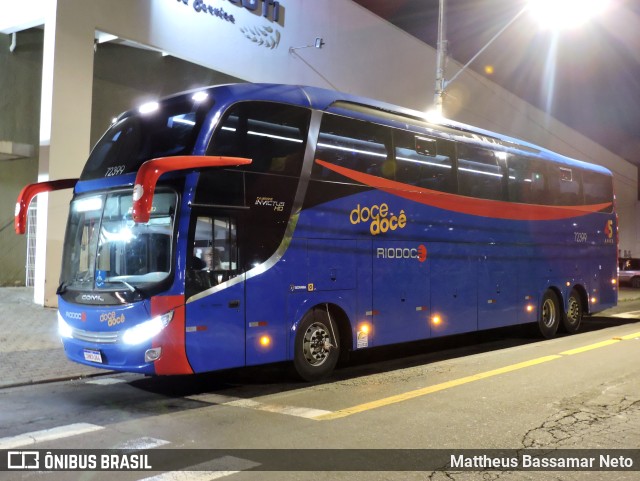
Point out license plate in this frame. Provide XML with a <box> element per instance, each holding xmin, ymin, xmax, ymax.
<box><xmin>83</xmin><ymin>349</ymin><xmax>103</xmax><ymax>363</ymax></box>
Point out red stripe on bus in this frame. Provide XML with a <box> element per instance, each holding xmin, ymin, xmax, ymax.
<box><xmin>315</xmin><ymin>159</ymin><xmax>612</xmax><ymax>221</ymax></box>
<box><xmin>151</xmin><ymin>295</ymin><xmax>193</xmax><ymax>375</ymax></box>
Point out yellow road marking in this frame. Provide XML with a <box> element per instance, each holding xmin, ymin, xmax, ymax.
<box><xmin>621</xmin><ymin>331</ymin><xmax>640</xmax><ymax>340</ymax></box>
<box><xmin>559</xmin><ymin>339</ymin><xmax>620</xmax><ymax>356</ymax></box>
<box><xmin>314</xmin><ymin>332</ymin><xmax>639</xmax><ymax>421</ymax></box>
<box><xmin>314</xmin><ymin>355</ymin><xmax>561</xmax><ymax>421</ymax></box>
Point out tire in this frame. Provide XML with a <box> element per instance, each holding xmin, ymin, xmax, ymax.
<box><xmin>293</xmin><ymin>308</ymin><xmax>340</xmax><ymax>382</ymax></box>
<box><xmin>632</xmin><ymin>277</ymin><xmax>640</xmax><ymax>289</ymax></box>
<box><xmin>562</xmin><ymin>289</ymin><xmax>582</xmax><ymax>334</ymax></box>
<box><xmin>538</xmin><ymin>290</ymin><xmax>560</xmax><ymax>339</ymax></box>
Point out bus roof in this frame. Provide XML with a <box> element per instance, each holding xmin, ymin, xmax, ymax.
<box><xmin>132</xmin><ymin>83</ymin><xmax>613</xmax><ymax>177</ymax></box>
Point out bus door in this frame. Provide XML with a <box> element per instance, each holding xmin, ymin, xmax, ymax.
<box><xmin>372</xmin><ymin>241</ymin><xmax>429</xmax><ymax>345</ymax></box>
<box><xmin>477</xmin><ymin>247</ymin><xmax>518</xmax><ymax>330</ymax></box>
<box><xmin>185</xmin><ymin>213</ymin><xmax>245</xmax><ymax>373</ymax></box>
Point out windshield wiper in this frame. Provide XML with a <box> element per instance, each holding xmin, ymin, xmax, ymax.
<box><xmin>56</xmin><ymin>281</ymin><xmax>69</xmax><ymax>295</ymax></box>
<box><xmin>107</xmin><ymin>279</ymin><xmax>148</xmax><ymax>298</ymax></box>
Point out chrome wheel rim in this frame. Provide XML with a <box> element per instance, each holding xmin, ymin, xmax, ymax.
<box><xmin>542</xmin><ymin>298</ymin><xmax>556</xmax><ymax>328</ymax></box>
<box><xmin>567</xmin><ymin>296</ymin><xmax>580</xmax><ymax>325</ymax></box>
<box><xmin>302</xmin><ymin>322</ymin><xmax>332</xmax><ymax>366</ymax></box>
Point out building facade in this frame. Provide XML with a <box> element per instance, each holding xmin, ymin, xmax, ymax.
<box><xmin>0</xmin><ymin>0</ymin><xmax>636</xmax><ymax>305</ymax></box>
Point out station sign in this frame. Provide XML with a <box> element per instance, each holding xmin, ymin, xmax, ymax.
<box><xmin>176</xmin><ymin>0</ymin><xmax>283</xmax><ymax>49</ymax></box>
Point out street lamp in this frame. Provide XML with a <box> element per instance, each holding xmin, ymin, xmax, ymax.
<box><xmin>433</xmin><ymin>0</ymin><xmax>611</xmax><ymax>116</ymax></box>
<box><xmin>528</xmin><ymin>0</ymin><xmax>610</xmax><ymax>30</ymax></box>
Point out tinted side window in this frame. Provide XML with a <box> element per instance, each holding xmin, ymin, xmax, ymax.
<box><xmin>547</xmin><ymin>165</ymin><xmax>582</xmax><ymax>206</ymax></box>
<box><xmin>313</xmin><ymin>114</ymin><xmax>391</xmax><ymax>182</ymax></box>
<box><xmin>207</xmin><ymin>102</ymin><xmax>310</xmax><ymax>177</ymax></box>
<box><xmin>582</xmin><ymin>170</ymin><xmax>613</xmax><ymax>210</ymax></box>
<box><xmin>194</xmin><ymin>169</ymin><xmax>299</xmax><ymax>272</ymax></box>
<box><xmin>507</xmin><ymin>155</ymin><xmax>549</xmax><ymax>205</ymax></box>
<box><xmin>457</xmin><ymin>145</ymin><xmax>506</xmax><ymax>201</ymax></box>
<box><xmin>394</xmin><ymin>131</ymin><xmax>454</xmax><ymax>193</ymax></box>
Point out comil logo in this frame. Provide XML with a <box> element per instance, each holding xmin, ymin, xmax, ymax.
<box><xmin>255</xmin><ymin>196</ymin><xmax>285</xmax><ymax>211</ymax></box>
<box><xmin>349</xmin><ymin>203</ymin><xmax>407</xmax><ymax>236</ymax></box>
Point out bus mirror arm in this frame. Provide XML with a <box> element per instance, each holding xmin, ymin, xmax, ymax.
<box><xmin>14</xmin><ymin>178</ymin><xmax>78</xmax><ymax>235</ymax></box>
<box><xmin>132</xmin><ymin>155</ymin><xmax>252</xmax><ymax>223</ymax></box>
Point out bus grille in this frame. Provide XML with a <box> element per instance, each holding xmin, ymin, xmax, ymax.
<box><xmin>71</xmin><ymin>327</ymin><xmax>119</xmax><ymax>344</ymax></box>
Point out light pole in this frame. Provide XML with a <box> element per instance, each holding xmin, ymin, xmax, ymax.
<box><xmin>433</xmin><ymin>0</ymin><xmax>447</xmax><ymax>116</ymax></box>
<box><xmin>432</xmin><ymin>0</ymin><xmax>611</xmax><ymax>116</ymax></box>
<box><xmin>433</xmin><ymin>2</ymin><xmax>526</xmax><ymax>116</ymax></box>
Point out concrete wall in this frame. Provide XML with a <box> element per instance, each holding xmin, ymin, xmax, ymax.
<box><xmin>0</xmin><ymin>29</ymin><xmax>240</xmax><ymax>288</ymax></box>
<box><xmin>443</xmin><ymin>65</ymin><xmax>639</xmax><ymax>254</ymax></box>
<box><xmin>0</xmin><ymin>0</ymin><xmax>637</xmax><ymax>303</ymax></box>
<box><xmin>0</xmin><ymin>30</ymin><xmax>41</xmax><ymax>286</ymax></box>
<box><xmin>91</xmin><ymin>42</ymin><xmax>241</xmax><ymax>146</ymax></box>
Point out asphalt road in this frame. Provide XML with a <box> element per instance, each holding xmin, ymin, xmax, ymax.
<box><xmin>2</xmin><ymin>299</ymin><xmax>640</xmax><ymax>481</ymax></box>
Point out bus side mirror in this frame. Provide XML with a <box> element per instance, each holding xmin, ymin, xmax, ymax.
<box><xmin>131</xmin><ymin>156</ymin><xmax>252</xmax><ymax>223</ymax></box>
<box><xmin>14</xmin><ymin>179</ymin><xmax>78</xmax><ymax>235</ymax></box>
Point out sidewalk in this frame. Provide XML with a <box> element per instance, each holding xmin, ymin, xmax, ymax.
<box><xmin>1</xmin><ymin>286</ymin><xmax>639</xmax><ymax>389</ymax></box>
<box><xmin>0</xmin><ymin>287</ymin><xmax>106</xmax><ymax>388</ymax></box>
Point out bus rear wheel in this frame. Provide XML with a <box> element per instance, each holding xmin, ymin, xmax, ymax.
<box><xmin>293</xmin><ymin>308</ymin><xmax>340</xmax><ymax>382</ymax></box>
<box><xmin>538</xmin><ymin>290</ymin><xmax>560</xmax><ymax>339</ymax></box>
<box><xmin>563</xmin><ymin>289</ymin><xmax>583</xmax><ymax>334</ymax></box>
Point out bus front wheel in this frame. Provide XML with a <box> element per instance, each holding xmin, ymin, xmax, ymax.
<box><xmin>563</xmin><ymin>289</ymin><xmax>583</xmax><ymax>334</ymax></box>
<box><xmin>293</xmin><ymin>308</ymin><xmax>340</xmax><ymax>382</ymax></box>
<box><xmin>538</xmin><ymin>290</ymin><xmax>560</xmax><ymax>339</ymax></box>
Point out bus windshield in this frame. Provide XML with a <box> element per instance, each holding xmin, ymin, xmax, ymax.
<box><xmin>80</xmin><ymin>94</ymin><xmax>213</xmax><ymax>180</ymax></box>
<box><xmin>60</xmin><ymin>191</ymin><xmax>177</xmax><ymax>293</ymax></box>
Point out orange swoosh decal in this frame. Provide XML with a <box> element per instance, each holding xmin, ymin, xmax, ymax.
<box><xmin>315</xmin><ymin>159</ymin><xmax>612</xmax><ymax>221</ymax></box>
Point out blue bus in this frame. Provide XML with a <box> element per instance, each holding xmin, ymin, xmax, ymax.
<box><xmin>15</xmin><ymin>83</ymin><xmax>617</xmax><ymax>381</ymax></box>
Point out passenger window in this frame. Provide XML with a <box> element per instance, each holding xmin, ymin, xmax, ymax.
<box><xmin>457</xmin><ymin>144</ymin><xmax>506</xmax><ymax>200</ymax></box>
<box><xmin>582</xmin><ymin>170</ymin><xmax>613</xmax><ymax>211</ymax></box>
<box><xmin>507</xmin><ymin>155</ymin><xmax>549</xmax><ymax>205</ymax></box>
<box><xmin>394</xmin><ymin>130</ymin><xmax>454</xmax><ymax>193</ymax></box>
<box><xmin>207</xmin><ymin>102</ymin><xmax>310</xmax><ymax>177</ymax></box>
<box><xmin>313</xmin><ymin>114</ymin><xmax>391</xmax><ymax>182</ymax></box>
<box><xmin>548</xmin><ymin>165</ymin><xmax>581</xmax><ymax>206</ymax></box>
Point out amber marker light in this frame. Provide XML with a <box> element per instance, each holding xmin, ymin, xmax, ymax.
<box><xmin>259</xmin><ymin>335</ymin><xmax>271</xmax><ymax>347</ymax></box>
<box><xmin>590</xmin><ymin>297</ymin><xmax>597</xmax><ymax>304</ymax></box>
<box><xmin>611</xmin><ymin>278</ymin><xmax>617</xmax><ymax>285</ymax></box>
<box><xmin>431</xmin><ymin>315</ymin><xmax>442</xmax><ymax>326</ymax></box>
<box><xmin>359</xmin><ymin>323</ymin><xmax>371</xmax><ymax>334</ymax></box>
<box><xmin>526</xmin><ymin>304</ymin><xmax>535</xmax><ymax>313</ymax></box>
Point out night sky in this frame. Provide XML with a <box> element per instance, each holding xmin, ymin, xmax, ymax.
<box><xmin>354</xmin><ymin>0</ymin><xmax>640</xmax><ymax>166</ymax></box>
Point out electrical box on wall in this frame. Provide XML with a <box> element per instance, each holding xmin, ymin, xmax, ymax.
<box><xmin>0</xmin><ymin>141</ymin><xmax>34</xmax><ymax>161</ymax></box>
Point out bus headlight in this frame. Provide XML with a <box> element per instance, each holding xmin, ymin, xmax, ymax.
<box><xmin>122</xmin><ymin>311</ymin><xmax>174</xmax><ymax>345</ymax></box>
<box><xmin>57</xmin><ymin>313</ymin><xmax>73</xmax><ymax>339</ymax></box>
